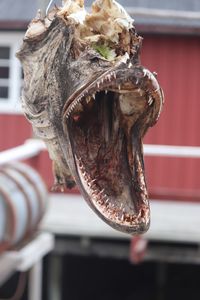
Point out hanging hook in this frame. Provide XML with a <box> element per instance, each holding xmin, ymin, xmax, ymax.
<box><xmin>46</xmin><ymin>0</ymin><xmax>55</xmax><ymax>16</ymax></box>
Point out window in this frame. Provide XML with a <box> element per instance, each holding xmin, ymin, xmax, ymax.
<box><xmin>0</xmin><ymin>32</ymin><xmax>24</xmax><ymax>113</ymax></box>
<box><xmin>0</xmin><ymin>46</ymin><xmax>10</xmax><ymax>101</ymax></box>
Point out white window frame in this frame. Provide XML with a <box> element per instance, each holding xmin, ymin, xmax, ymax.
<box><xmin>0</xmin><ymin>32</ymin><xmax>25</xmax><ymax>114</ymax></box>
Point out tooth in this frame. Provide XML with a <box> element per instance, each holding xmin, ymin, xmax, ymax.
<box><xmin>86</xmin><ymin>96</ymin><xmax>91</xmax><ymax>104</ymax></box>
<box><xmin>97</xmin><ymin>82</ymin><xmax>100</xmax><ymax>88</ymax></box>
<box><xmin>105</xmin><ymin>90</ymin><xmax>108</xmax><ymax>94</ymax></box>
<box><xmin>99</xmin><ymin>189</ymin><xmax>105</xmax><ymax>195</ymax></box>
<box><xmin>92</xmin><ymin>94</ymin><xmax>96</xmax><ymax>99</ymax></box>
<box><xmin>92</xmin><ymin>191</ymin><xmax>97</xmax><ymax>197</ymax></box>
<box><xmin>148</xmin><ymin>97</ymin><xmax>153</xmax><ymax>105</ymax></box>
<box><xmin>101</xmin><ymin>194</ymin><xmax>107</xmax><ymax>199</ymax></box>
<box><xmin>118</xmin><ymin>85</ymin><xmax>121</xmax><ymax>90</ymax></box>
<box><xmin>78</xmin><ymin>157</ymin><xmax>83</xmax><ymax>164</ymax></box>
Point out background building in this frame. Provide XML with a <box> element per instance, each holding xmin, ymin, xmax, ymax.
<box><xmin>0</xmin><ymin>0</ymin><xmax>200</xmax><ymax>200</ymax></box>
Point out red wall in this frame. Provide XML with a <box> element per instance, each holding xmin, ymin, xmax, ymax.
<box><xmin>0</xmin><ymin>34</ymin><xmax>200</xmax><ymax>201</ymax></box>
<box><xmin>142</xmin><ymin>35</ymin><xmax>200</xmax><ymax>200</ymax></box>
<box><xmin>0</xmin><ymin>115</ymin><xmax>54</xmax><ymax>189</ymax></box>
<box><xmin>0</xmin><ymin>115</ymin><xmax>31</xmax><ymax>151</ymax></box>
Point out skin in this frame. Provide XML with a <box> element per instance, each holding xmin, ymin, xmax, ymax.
<box><xmin>17</xmin><ymin>1</ymin><xmax>164</xmax><ymax>234</ymax></box>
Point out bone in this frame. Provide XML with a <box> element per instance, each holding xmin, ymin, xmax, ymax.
<box><xmin>25</xmin><ymin>19</ymin><xmax>46</xmax><ymax>39</ymax></box>
<box><xmin>59</xmin><ymin>0</ymin><xmax>86</xmax><ymax>24</ymax></box>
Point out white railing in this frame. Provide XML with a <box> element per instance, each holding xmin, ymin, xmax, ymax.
<box><xmin>0</xmin><ymin>139</ymin><xmax>46</xmax><ymax>166</ymax></box>
<box><xmin>0</xmin><ymin>139</ymin><xmax>200</xmax><ymax>166</ymax></box>
<box><xmin>144</xmin><ymin>144</ymin><xmax>200</xmax><ymax>158</ymax></box>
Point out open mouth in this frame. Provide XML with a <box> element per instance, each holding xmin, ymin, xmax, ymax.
<box><xmin>63</xmin><ymin>66</ymin><xmax>162</xmax><ymax>233</ymax></box>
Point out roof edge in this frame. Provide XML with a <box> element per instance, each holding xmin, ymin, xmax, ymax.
<box><xmin>0</xmin><ymin>21</ymin><xmax>29</xmax><ymax>31</ymax></box>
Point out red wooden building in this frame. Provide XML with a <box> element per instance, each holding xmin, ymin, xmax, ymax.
<box><xmin>0</xmin><ymin>0</ymin><xmax>200</xmax><ymax>201</ymax></box>
<box><xmin>1</xmin><ymin>2</ymin><xmax>200</xmax><ymax>300</ymax></box>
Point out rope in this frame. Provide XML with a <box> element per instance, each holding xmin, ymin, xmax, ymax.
<box><xmin>46</xmin><ymin>0</ymin><xmax>55</xmax><ymax>16</ymax></box>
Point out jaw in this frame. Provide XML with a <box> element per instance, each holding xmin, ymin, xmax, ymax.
<box><xmin>63</xmin><ymin>67</ymin><xmax>158</xmax><ymax>234</ymax></box>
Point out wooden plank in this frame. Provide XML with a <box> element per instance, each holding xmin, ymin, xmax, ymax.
<box><xmin>42</xmin><ymin>194</ymin><xmax>200</xmax><ymax>243</ymax></box>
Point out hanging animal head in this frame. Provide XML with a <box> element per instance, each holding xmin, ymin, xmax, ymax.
<box><xmin>17</xmin><ymin>0</ymin><xmax>164</xmax><ymax>234</ymax></box>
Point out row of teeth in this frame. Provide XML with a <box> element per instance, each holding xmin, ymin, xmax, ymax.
<box><xmin>65</xmin><ymin>71</ymin><xmax>120</xmax><ymax>119</ymax></box>
<box><xmin>77</xmin><ymin>157</ymin><xmax>146</xmax><ymax>225</ymax></box>
<box><xmin>66</xmin><ymin>82</ymin><xmax>154</xmax><ymax>120</ymax></box>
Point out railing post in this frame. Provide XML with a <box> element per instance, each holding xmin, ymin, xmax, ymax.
<box><xmin>29</xmin><ymin>260</ymin><xmax>43</xmax><ymax>300</ymax></box>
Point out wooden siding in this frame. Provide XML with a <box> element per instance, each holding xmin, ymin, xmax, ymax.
<box><xmin>0</xmin><ymin>115</ymin><xmax>31</xmax><ymax>150</ymax></box>
<box><xmin>142</xmin><ymin>34</ymin><xmax>200</xmax><ymax>201</ymax></box>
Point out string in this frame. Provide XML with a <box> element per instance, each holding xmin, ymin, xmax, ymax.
<box><xmin>46</xmin><ymin>0</ymin><xmax>55</xmax><ymax>16</ymax></box>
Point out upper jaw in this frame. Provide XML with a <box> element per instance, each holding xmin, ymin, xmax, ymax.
<box><xmin>63</xmin><ymin>62</ymin><xmax>162</xmax><ymax>123</ymax></box>
<box><xmin>63</xmin><ymin>53</ymin><xmax>131</xmax><ymax>118</ymax></box>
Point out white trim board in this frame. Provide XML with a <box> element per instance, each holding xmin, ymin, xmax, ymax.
<box><xmin>41</xmin><ymin>194</ymin><xmax>200</xmax><ymax>244</ymax></box>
